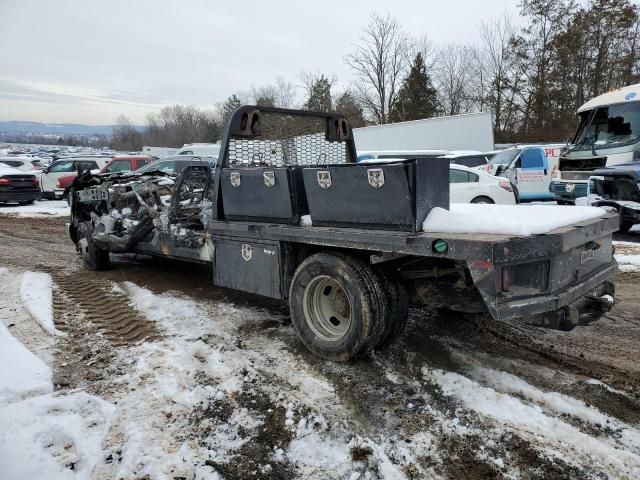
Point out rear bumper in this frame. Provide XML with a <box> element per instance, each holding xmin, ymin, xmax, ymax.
<box><xmin>549</xmin><ymin>181</ymin><xmax>588</xmax><ymax>202</ymax></box>
<box><xmin>0</xmin><ymin>190</ymin><xmax>42</xmax><ymax>202</ymax></box>
<box><xmin>41</xmin><ymin>190</ymin><xmax>57</xmax><ymax>200</ymax></box>
<box><xmin>492</xmin><ymin>261</ymin><xmax>616</xmax><ymax>321</ymax></box>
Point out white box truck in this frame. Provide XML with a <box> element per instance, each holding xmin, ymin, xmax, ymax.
<box><xmin>352</xmin><ymin>112</ymin><xmax>494</xmax><ymax>152</ymax></box>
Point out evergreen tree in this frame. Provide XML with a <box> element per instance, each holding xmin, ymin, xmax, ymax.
<box><xmin>335</xmin><ymin>91</ymin><xmax>367</xmax><ymax>127</ymax></box>
<box><xmin>304</xmin><ymin>75</ymin><xmax>333</xmax><ymax>112</ymax></box>
<box><xmin>389</xmin><ymin>53</ymin><xmax>438</xmax><ymax>122</ymax></box>
<box><xmin>222</xmin><ymin>94</ymin><xmax>243</xmax><ymax>122</ymax></box>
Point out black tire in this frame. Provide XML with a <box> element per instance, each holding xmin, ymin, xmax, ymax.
<box><xmin>374</xmin><ymin>271</ymin><xmax>409</xmax><ymax>351</ymax></box>
<box><xmin>557</xmin><ymin>200</ymin><xmax>573</xmax><ymax>205</ymax></box>
<box><xmin>18</xmin><ymin>200</ymin><xmax>35</xmax><ymax>205</ymax></box>
<box><xmin>289</xmin><ymin>252</ymin><xmax>384</xmax><ymax>361</ymax></box>
<box><xmin>77</xmin><ymin>221</ymin><xmax>110</xmax><ymax>271</ymax></box>
<box><xmin>619</xmin><ymin>221</ymin><xmax>635</xmax><ymax>234</ymax></box>
<box><xmin>471</xmin><ymin>196</ymin><xmax>495</xmax><ymax>204</ymax></box>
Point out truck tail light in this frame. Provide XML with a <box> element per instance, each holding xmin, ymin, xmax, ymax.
<box><xmin>55</xmin><ymin>180</ymin><xmax>61</xmax><ymax>188</ymax></box>
<box><xmin>499</xmin><ymin>180</ymin><xmax>513</xmax><ymax>192</ymax></box>
<box><xmin>33</xmin><ymin>178</ymin><xmax>40</xmax><ymax>186</ymax></box>
<box><xmin>501</xmin><ymin>261</ymin><xmax>550</xmax><ymax>293</ymax></box>
<box><xmin>0</xmin><ymin>178</ymin><xmax>10</xmax><ymax>186</ymax></box>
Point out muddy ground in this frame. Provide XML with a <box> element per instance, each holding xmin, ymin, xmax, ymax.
<box><xmin>1</xmin><ymin>214</ymin><xmax>639</xmax><ymax>479</ymax></box>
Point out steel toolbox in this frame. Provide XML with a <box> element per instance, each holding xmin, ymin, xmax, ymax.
<box><xmin>302</xmin><ymin>158</ymin><xmax>450</xmax><ymax>232</ymax></box>
<box><xmin>220</xmin><ymin>166</ymin><xmax>307</xmax><ymax>224</ymax></box>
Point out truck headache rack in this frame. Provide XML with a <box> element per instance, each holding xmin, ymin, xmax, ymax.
<box><xmin>225</xmin><ymin>108</ymin><xmax>356</xmax><ymax>167</ymax></box>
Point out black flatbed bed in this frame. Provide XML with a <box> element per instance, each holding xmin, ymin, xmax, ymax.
<box><xmin>206</xmin><ymin>211</ymin><xmax>620</xmax><ymax>264</ymax></box>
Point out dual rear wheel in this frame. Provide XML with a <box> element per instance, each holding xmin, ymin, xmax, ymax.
<box><xmin>289</xmin><ymin>252</ymin><xmax>408</xmax><ymax>362</ymax></box>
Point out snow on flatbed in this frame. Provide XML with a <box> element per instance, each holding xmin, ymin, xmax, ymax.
<box><xmin>423</xmin><ymin>203</ymin><xmax>607</xmax><ymax>236</ymax></box>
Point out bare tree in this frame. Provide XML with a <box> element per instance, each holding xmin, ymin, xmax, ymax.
<box><xmin>478</xmin><ymin>14</ymin><xmax>519</xmax><ymax>133</ymax></box>
<box><xmin>251</xmin><ymin>76</ymin><xmax>298</xmax><ymax>108</ymax></box>
<box><xmin>410</xmin><ymin>33</ymin><xmax>437</xmax><ymax>71</ymax></box>
<box><xmin>345</xmin><ymin>13</ymin><xmax>410</xmax><ymax>124</ymax></box>
<box><xmin>433</xmin><ymin>44</ymin><xmax>477</xmax><ymax>115</ymax></box>
<box><xmin>112</xmin><ymin>114</ymin><xmax>142</xmax><ymax>151</ymax></box>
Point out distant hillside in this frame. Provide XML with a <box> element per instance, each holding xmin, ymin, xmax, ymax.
<box><xmin>0</xmin><ymin>121</ymin><xmax>128</xmax><ymax>136</ymax></box>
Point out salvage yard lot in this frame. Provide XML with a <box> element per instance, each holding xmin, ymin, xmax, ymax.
<box><xmin>1</xmin><ymin>213</ymin><xmax>640</xmax><ymax>479</ymax></box>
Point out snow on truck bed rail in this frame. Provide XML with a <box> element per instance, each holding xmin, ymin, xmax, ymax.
<box><xmin>423</xmin><ymin>204</ymin><xmax>607</xmax><ymax>236</ymax></box>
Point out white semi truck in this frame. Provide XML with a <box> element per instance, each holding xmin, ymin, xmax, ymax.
<box><xmin>550</xmin><ymin>83</ymin><xmax>640</xmax><ymax>204</ymax></box>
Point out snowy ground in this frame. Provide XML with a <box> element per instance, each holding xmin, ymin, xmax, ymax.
<box><xmin>614</xmin><ymin>240</ymin><xmax>640</xmax><ymax>272</ymax></box>
<box><xmin>0</xmin><ymin>199</ymin><xmax>69</xmax><ymax>217</ymax></box>
<box><xmin>1</xmin><ymin>217</ymin><xmax>640</xmax><ymax>479</ymax></box>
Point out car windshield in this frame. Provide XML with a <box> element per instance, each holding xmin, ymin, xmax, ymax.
<box><xmin>48</xmin><ymin>160</ymin><xmax>76</xmax><ymax>173</ymax></box>
<box><xmin>489</xmin><ymin>149</ymin><xmax>520</xmax><ymax>166</ymax></box>
<box><xmin>136</xmin><ymin>160</ymin><xmax>176</xmax><ymax>174</ymax></box>
<box><xmin>571</xmin><ymin>102</ymin><xmax>640</xmax><ymax>151</ymax></box>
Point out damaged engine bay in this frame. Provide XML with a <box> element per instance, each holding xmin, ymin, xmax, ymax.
<box><xmin>70</xmin><ymin>166</ymin><xmax>215</xmax><ymax>262</ymax></box>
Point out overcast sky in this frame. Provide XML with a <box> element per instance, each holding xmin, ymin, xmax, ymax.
<box><xmin>0</xmin><ymin>0</ymin><xmax>520</xmax><ymax>125</ymax></box>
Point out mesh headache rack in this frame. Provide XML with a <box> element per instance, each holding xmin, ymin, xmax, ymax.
<box><xmin>223</xmin><ymin>107</ymin><xmax>356</xmax><ymax>168</ymax></box>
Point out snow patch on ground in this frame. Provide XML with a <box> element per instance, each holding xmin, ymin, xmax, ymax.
<box><xmin>613</xmin><ymin>241</ymin><xmax>640</xmax><ymax>272</ymax></box>
<box><xmin>20</xmin><ymin>271</ymin><xmax>63</xmax><ymax>336</ymax></box>
<box><xmin>423</xmin><ymin>203</ymin><xmax>606</xmax><ymax>236</ymax></box>
<box><xmin>104</xmin><ymin>282</ymin><xmax>402</xmax><ymax>479</ymax></box>
<box><xmin>0</xmin><ymin>199</ymin><xmax>70</xmax><ymax>217</ymax></box>
<box><xmin>0</xmin><ymin>317</ymin><xmax>52</xmax><ymax>404</ymax></box>
<box><xmin>300</xmin><ymin>214</ymin><xmax>312</xmax><ymax>226</ymax></box>
<box><xmin>0</xmin><ymin>391</ymin><xmax>115</xmax><ymax>480</ymax></box>
<box><xmin>424</xmin><ymin>367</ymin><xmax>640</xmax><ymax>477</ymax></box>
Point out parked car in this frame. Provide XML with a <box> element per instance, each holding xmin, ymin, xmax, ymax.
<box><xmin>0</xmin><ymin>164</ymin><xmax>42</xmax><ymax>205</ymax></box>
<box><xmin>133</xmin><ymin>155</ymin><xmax>216</xmax><ymax>175</ymax></box>
<box><xmin>54</xmin><ymin>155</ymin><xmax>153</xmax><ymax>199</ymax></box>
<box><xmin>440</xmin><ymin>151</ymin><xmax>489</xmax><ymax>168</ymax></box>
<box><xmin>450</xmin><ymin>164</ymin><xmax>516</xmax><ymax>204</ymax></box>
<box><xmin>38</xmin><ymin>156</ymin><xmax>112</xmax><ymax>199</ymax></box>
<box><xmin>0</xmin><ymin>156</ymin><xmax>44</xmax><ymax>171</ymax></box>
<box><xmin>587</xmin><ymin>162</ymin><xmax>640</xmax><ymax>233</ymax></box>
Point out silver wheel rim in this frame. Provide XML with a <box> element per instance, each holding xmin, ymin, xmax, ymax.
<box><xmin>302</xmin><ymin>275</ymin><xmax>352</xmax><ymax>342</ymax></box>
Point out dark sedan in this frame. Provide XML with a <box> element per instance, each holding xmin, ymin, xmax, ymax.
<box><xmin>0</xmin><ymin>165</ymin><xmax>42</xmax><ymax>204</ymax></box>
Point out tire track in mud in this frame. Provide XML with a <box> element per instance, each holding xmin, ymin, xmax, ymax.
<box><xmin>51</xmin><ymin>273</ymin><xmax>160</xmax><ymax>346</ymax></box>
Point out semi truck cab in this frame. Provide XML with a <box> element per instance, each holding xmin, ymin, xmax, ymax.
<box><xmin>550</xmin><ymin>84</ymin><xmax>640</xmax><ymax>204</ymax></box>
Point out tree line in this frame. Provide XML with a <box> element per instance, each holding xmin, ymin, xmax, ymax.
<box><xmin>113</xmin><ymin>0</ymin><xmax>640</xmax><ymax>150</ymax></box>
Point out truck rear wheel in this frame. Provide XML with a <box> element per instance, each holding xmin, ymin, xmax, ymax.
<box><xmin>289</xmin><ymin>252</ymin><xmax>383</xmax><ymax>361</ymax></box>
<box><xmin>374</xmin><ymin>271</ymin><xmax>409</xmax><ymax>351</ymax></box>
<box><xmin>77</xmin><ymin>221</ymin><xmax>110</xmax><ymax>271</ymax></box>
